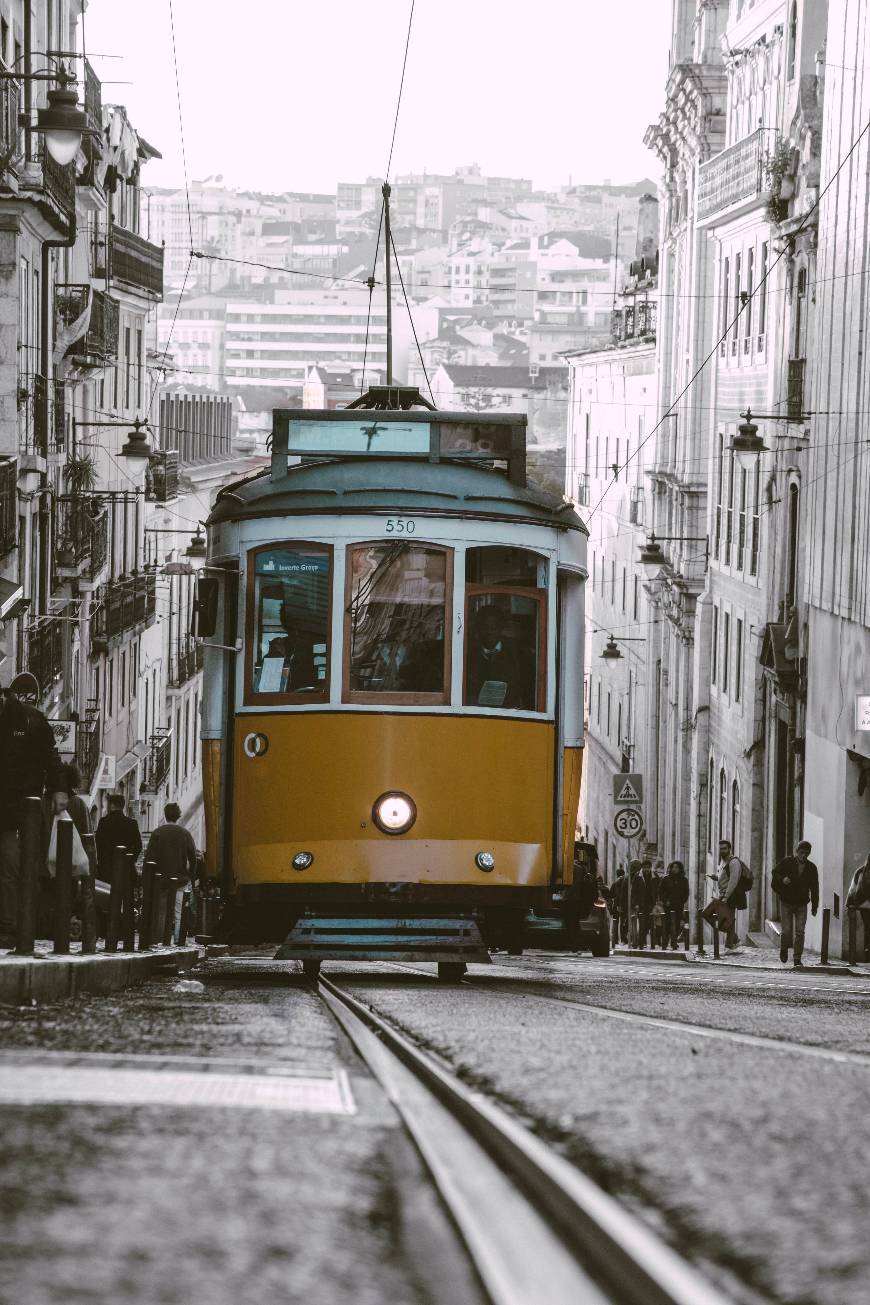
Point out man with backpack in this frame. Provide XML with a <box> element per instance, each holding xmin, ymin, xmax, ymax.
<box><xmin>772</xmin><ymin>840</ymin><xmax>819</xmax><ymax>967</ymax></box>
<box><xmin>708</xmin><ymin>839</ymin><xmax>752</xmax><ymax>953</ymax></box>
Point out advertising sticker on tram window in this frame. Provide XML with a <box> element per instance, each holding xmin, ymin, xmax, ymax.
<box><xmin>257</xmin><ymin>550</ymin><xmax>329</xmax><ymax>576</ymax></box>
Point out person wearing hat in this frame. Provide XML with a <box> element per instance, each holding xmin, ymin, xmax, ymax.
<box><xmin>0</xmin><ymin>674</ymin><xmax>66</xmax><ymax>948</ymax></box>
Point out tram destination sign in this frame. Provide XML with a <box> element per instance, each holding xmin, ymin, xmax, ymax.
<box><xmin>612</xmin><ymin>773</ymin><xmax>644</xmax><ymax>806</ymax></box>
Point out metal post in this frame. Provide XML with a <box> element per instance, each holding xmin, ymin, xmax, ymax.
<box><xmin>178</xmin><ymin>889</ymin><xmax>191</xmax><ymax>946</ymax></box>
<box><xmin>712</xmin><ymin>921</ymin><xmax>721</xmax><ymax>960</ymax></box>
<box><xmin>106</xmin><ymin>844</ymin><xmax>125</xmax><ymax>951</ymax></box>
<box><xmin>53</xmin><ymin>814</ymin><xmax>73</xmax><ymax>955</ymax></box>
<box><xmin>847</xmin><ymin>906</ymin><xmax>857</xmax><ymax>967</ymax></box>
<box><xmin>15</xmin><ymin>797</ymin><xmax>44</xmax><ymax>955</ymax></box>
<box><xmin>683</xmin><ymin>909</ymin><xmax>690</xmax><ymax>953</ymax></box>
<box><xmin>139</xmin><ymin>860</ymin><xmax>156</xmax><ymax>950</ymax></box>
<box><xmin>696</xmin><ymin>908</ymin><xmax>706</xmax><ymax>956</ymax></box>
<box><xmin>122</xmin><ymin>851</ymin><xmax>136</xmax><ymax>952</ymax></box>
<box><xmin>819</xmin><ymin>907</ymin><xmax>830</xmax><ymax>966</ymax></box>
<box><xmin>162</xmin><ymin>877</ymin><xmax>176</xmax><ymax>946</ymax></box>
<box><xmin>80</xmin><ymin>873</ymin><xmax>97</xmax><ymax>954</ymax></box>
<box><xmin>382</xmin><ymin>182</ymin><xmax>392</xmax><ymax>385</ymax></box>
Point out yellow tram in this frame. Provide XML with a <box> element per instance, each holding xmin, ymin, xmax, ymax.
<box><xmin>198</xmin><ymin>389</ymin><xmax>587</xmax><ymax>976</ymax></box>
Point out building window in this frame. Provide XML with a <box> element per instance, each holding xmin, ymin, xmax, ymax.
<box><xmin>786</xmin><ymin>483</ymin><xmax>800</xmax><ymax>606</ymax></box>
<box><xmin>606</xmin><ymin>689</ymin><xmax>611</xmax><ymax>737</ymax></box>
<box><xmin>721</xmin><ymin>256</ymin><xmax>730</xmax><ymax>337</ymax></box>
<box><xmin>725</xmin><ymin>451</ymin><xmax>735</xmax><ymax>564</ymax></box>
<box><xmin>633</xmin><ymin>575</ymin><xmax>639</xmax><ymax>620</ymax></box>
<box><xmin>735</xmin><ymin>618</ymin><xmax>743</xmax><ymax>702</ymax></box>
<box><xmin>124</xmin><ymin>326</ymin><xmax>131</xmax><ymax>410</ymax></box>
<box><xmin>714</xmin><ymin>432</ymin><xmax>724</xmax><ymax>560</ymax></box>
<box><xmin>788</xmin><ymin>2</ymin><xmax>798</xmax><ymax>80</ymax></box>
<box><xmin>708</xmin><ymin>755</ymin><xmax>715</xmax><ymax>852</ymax></box>
<box><xmin>107</xmin><ymin>657</ymin><xmax>114</xmax><ymax>718</ymax></box>
<box><xmin>736</xmin><ymin>467</ymin><xmax>747</xmax><ymax>571</ymax></box>
<box><xmin>621</xmin><ymin>567</ymin><xmax>626</xmax><ymax>612</ymax></box>
<box><xmin>596</xmin><ymin>679</ymin><xmax>601</xmax><ymax>724</ymax></box>
<box><xmin>119</xmin><ymin>650</ymin><xmax>126</xmax><ymax>708</ymax></box>
<box><xmin>733</xmin><ymin>252</ymin><xmax>742</xmax><ymax>341</ymax></box>
<box><xmin>750</xmin><ymin>462</ymin><xmax>761</xmax><ymax>576</ymax></box>
<box><xmin>712</xmin><ymin>605</ymin><xmax>719</xmax><ymax>684</ymax></box>
<box><xmin>759</xmin><ymin>242</ymin><xmax>769</xmax><ymax>337</ymax></box>
<box><xmin>610</xmin><ymin>559</ymin><xmax>616</xmax><ymax>606</ymax></box>
<box><xmin>731</xmin><ymin>778</ymin><xmax>740</xmax><ymax>853</ymax></box>
<box><xmin>136</xmin><ymin>327</ymin><xmax>144</xmax><ymax>410</ymax></box>
<box><xmin>719</xmin><ymin>767</ymin><xmax>727</xmax><ymax>845</ymax></box>
<box><xmin>722</xmin><ymin>611</ymin><xmax>731</xmax><ymax>693</ymax></box>
<box><xmin>744</xmin><ymin>248</ymin><xmax>754</xmax><ymax>339</ymax></box>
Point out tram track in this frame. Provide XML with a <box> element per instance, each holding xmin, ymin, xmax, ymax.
<box><xmin>316</xmin><ymin>971</ymin><xmax>733</xmax><ymax>1305</ymax></box>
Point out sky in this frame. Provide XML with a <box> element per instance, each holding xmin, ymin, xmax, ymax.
<box><xmin>84</xmin><ymin>0</ymin><xmax>671</xmax><ymax>195</ymax></box>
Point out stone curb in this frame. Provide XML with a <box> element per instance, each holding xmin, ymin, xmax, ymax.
<box><xmin>0</xmin><ymin>946</ymin><xmax>201</xmax><ymax>1006</ymax></box>
<box><xmin>612</xmin><ymin>946</ymin><xmax>864</xmax><ymax>977</ymax></box>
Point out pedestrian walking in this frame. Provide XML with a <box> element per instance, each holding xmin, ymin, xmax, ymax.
<box><xmin>43</xmin><ymin>763</ymin><xmax>97</xmax><ymax>939</ymax></box>
<box><xmin>0</xmin><ymin>676</ymin><xmax>65</xmax><ymax>948</ymax></box>
<box><xmin>634</xmin><ymin>858</ymin><xmax>658</xmax><ymax>949</ymax></box>
<box><xmin>846</xmin><ymin>852</ymin><xmax>870</xmax><ymax>962</ymax></box>
<box><xmin>658</xmin><ymin>860</ymin><xmax>689</xmax><ymax>950</ymax></box>
<box><xmin>143</xmin><ymin>803</ymin><xmax>198</xmax><ymax>943</ymax></box>
<box><xmin>96</xmin><ymin>793</ymin><xmax>143</xmax><ymax>881</ymax></box>
<box><xmin>771</xmin><ymin>840</ymin><xmax>819</xmax><ymax>967</ymax></box>
<box><xmin>706</xmin><ymin>840</ymin><xmax>744</xmax><ymax>952</ymax></box>
<box><xmin>609</xmin><ymin>866</ymin><xmax>625</xmax><ymax>945</ymax></box>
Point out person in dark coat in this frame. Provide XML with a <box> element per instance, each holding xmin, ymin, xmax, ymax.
<box><xmin>144</xmin><ymin>802</ymin><xmax>198</xmax><ymax>943</ymax></box>
<box><xmin>846</xmin><ymin>853</ymin><xmax>870</xmax><ymax>962</ymax></box>
<box><xmin>659</xmin><ymin>860</ymin><xmax>690</xmax><ymax>950</ymax></box>
<box><xmin>633</xmin><ymin>859</ymin><xmax>659</xmax><ymax>949</ymax></box>
<box><xmin>0</xmin><ymin>681</ymin><xmax>65</xmax><ymax>947</ymax></box>
<box><xmin>96</xmin><ymin>793</ymin><xmax>143</xmax><ymax>882</ymax></box>
<box><xmin>772</xmin><ymin>840</ymin><xmax>819</xmax><ymax>967</ymax></box>
<box><xmin>609</xmin><ymin>866</ymin><xmax>626</xmax><ymax>944</ymax></box>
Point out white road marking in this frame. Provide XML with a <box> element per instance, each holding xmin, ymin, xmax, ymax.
<box><xmin>0</xmin><ymin>1061</ymin><xmax>356</xmax><ymax>1113</ymax></box>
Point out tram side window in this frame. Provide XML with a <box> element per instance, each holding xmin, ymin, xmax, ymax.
<box><xmin>464</xmin><ymin>547</ymin><xmax>547</xmax><ymax>713</ymax></box>
<box><xmin>346</xmin><ymin>543</ymin><xmax>450</xmax><ymax>701</ymax></box>
<box><xmin>250</xmin><ymin>546</ymin><xmax>330</xmax><ymax>699</ymax></box>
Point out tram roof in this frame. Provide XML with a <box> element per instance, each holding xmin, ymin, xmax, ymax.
<box><xmin>208</xmin><ymin>453</ymin><xmax>586</xmax><ymax>533</ymax></box>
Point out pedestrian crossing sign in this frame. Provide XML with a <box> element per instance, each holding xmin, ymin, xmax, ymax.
<box><xmin>612</xmin><ymin>774</ymin><xmax>644</xmax><ymax>805</ymax></box>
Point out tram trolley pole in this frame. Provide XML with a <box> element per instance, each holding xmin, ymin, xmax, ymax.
<box><xmin>819</xmin><ymin>907</ymin><xmax>831</xmax><ymax>967</ymax></box>
<box><xmin>122</xmin><ymin>852</ymin><xmax>136</xmax><ymax>952</ymax></box>
<box><xmin>139</xmin><ymin>861</ymin><xmax>157</xmax><ymax>950</ymax></box>
<box><xmin>15</xmin><ymin>796</ymin><xmax>44</xmax><ymax>956</ymax></box>
<box><xmin>106</xmin><ymin>845</ymin><xmax>126</xmax><ymax>951</ymax></box>
<box><xmin>52</xmin><ymin>814</ymin><xmax>73</xmax><ymax>955</ymax></box>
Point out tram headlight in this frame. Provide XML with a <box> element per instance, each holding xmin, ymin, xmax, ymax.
<box><xmin>292</xmin><ymin>851</ymin><xmax>314</xmax><ymax>871</ymax></box>
<box><xmin>475</xmin><ymin>851</ymin><xmax>496</xmax><ymax>873</ymax></box>
<box><xmin>372</xmin><ymin>791</ymin><xmax>417</xmax><ymax>835</ymax></box>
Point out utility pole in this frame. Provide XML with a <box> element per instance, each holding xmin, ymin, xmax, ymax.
<box><xmin>383</xmin><ymin>182</ymin><xmax>392</xmax><ymax>385</ymax></box>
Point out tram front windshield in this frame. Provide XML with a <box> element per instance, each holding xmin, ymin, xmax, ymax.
<box><xmin>347</xmin><ymin>543</ymin><xmax>447</xmax><ymax>697</ymax></box>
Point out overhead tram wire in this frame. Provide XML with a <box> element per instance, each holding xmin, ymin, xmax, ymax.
<box><xmin>585</xmin><ymin>112</ymin><xmax>870</xmax><ymax>524</ymax></box>
<box><xmin>190</xmin><ymin>250</ymin><xmax>375</xmax><ymax>288</ymax></box>
<box><xmin>168</xmin><ymin>0</ymin><xmax>194</xmax><ymax>250</ymax></box>
<box><xmin>147</xmin><ymin>250</ymin><xmax>194</xmax><ymax>420</ymax></box>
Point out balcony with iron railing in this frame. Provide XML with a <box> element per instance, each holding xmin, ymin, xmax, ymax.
<box><xmin>110</xmin><ymin>224</ymin><xmax>164</xmax><ymax>300</ymax></box>
<box><xmin>697</xmin><ymin>128</ymin><xmax>768</xmax><ymax>220</ymax></box>
<box><xmin>79</xmin><ymin>59</ymin><xmax>103</xmax><ymax>187</ymax></box>
<box><xmin>53</xmin><ymin>498</ymin><xmax>109</xmax><ymax>585</ymax></box>
<box><xmin>55</xmin><ymin>284</ymin><xmax>119</xmax><ymax>363</ymax></box>
<box><xmin>76</xmin><ymin>707</ymin><xmax>102</xmax><ymax>793</ymax></box>
<box><xmin>611</xmin><ymin>300</ymin><xmax>657</xmax><ymax>344</ymax></box>
<box><xmin>787</xmin><ymin>357</ymin><xmax>806</xmax><ymax>421</ymax></box>
<box><xmin>145</xmin><ymin>449</ymin><xmax>179</xmax><ymax>502</ymax></box>
<box><xmin>21</xmin><ymin>375</ymin><xmax>66</xmax><ymax>456</ymax></box>
<box><xmin>168</xmin><ymin>636</ymin><xmax>204</xmax><ymax>690</ymax></box>
<box><xmin>142</xmin><ymin>729</ymin><xmax>172</xmax><ymax>793</ymax></box>
<box><xmin>0</xmin><ymin>457</ymin><xmax>15</xmax><ymax>556</ymax></box>
<box><xmin>0</xmin><ymin>67</ymin><xmax>21</xmax><ymax>182</ymax></box>
<box><xmin>26</xmin><ymin>614</ymin><xmax>63</xmax><ymax>698</ymax></box>
<box><xmin>20</xmin><ymin>143</ymin><xmax>76</xmax><ymax>230</ymax></box>
<box><xmin>90</xmin><ymin>571</ymin><xmax>157</xmax><ymax>651</ymax></box>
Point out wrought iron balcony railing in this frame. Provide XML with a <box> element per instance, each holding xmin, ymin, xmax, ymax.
<box><xmin>0</xmin><ymin>457</ymin><xmax>15</xmax><ymax>557</ymax></box>
<box><xmin>55</xmin><ymin>284</ymin><xmax>119</xmax><ymax>363</ymax></box>
<box><xmin>0</xmin><ymin>67</ymin><xmax>20</xmax><ymax>179</ymax></box>
<box><xmin>79</xmin><ymin>59</ymin><xmax>103</xmax><ymax>186</ymax></box>
<box><xmin>142</xmin><ymin>729</ymin><xmax>172</xmax><ymax>793</ymax></box>
<box><xmin>111</xmin><ymin>224</ymin><xmax>164</xmax><ymax>299</ymax></box>
<box><xmin>52</xmin><ymin>498</ymin><xmax>109</xmax><ymax>584</ymax></box>
<box><xmin>697</xmin><ymin>129</ymin><xmax>767</xmax><ymax>220</ymax></box>
<box><xmin>33</xmin><ymin>144</ymin><xmax>76</xmax><ymax>228</ymax></box>
<box><xmin>31</xmin><ymin>375</ymin><xmax>66</xmax><ymax>455</ymax></box>
<box><xmin>76</xmin><ymin>708</ymin><xmax>102</xmax><ymax>792</ymax></box>
<box><xmin>787</xmin><ymin>357</ymin><xmax>806</xmax><ymax>421</ymax></box>
<box><xmin>169</xmin><ymin>636</ymin><xmax>203</xmax><ymax>689</ymax></box>
<box><xmin>90</xmin><ymin>572</ymin><xmax>157</xmax><ymax>650</ymax></box>
<box><xmin>26</xmin><ymin>615</ymin><xmax>63</xmax><ymax>697</ymax></box>
<box><xmin>145</xmin><ymin>449</ymin><xmax>179</xmax><ymax>502</ymax></box>
<box><xmin>611</xmin><ymin>301</ymin><xmax>657</xmax><ymax>343</ymax></box>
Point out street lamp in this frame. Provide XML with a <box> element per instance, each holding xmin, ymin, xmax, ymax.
<box><xmin>117</xmin><ymin>419</ymin><xmax>154</xmax><ymax>482</ymax></box>
<box><xmin>638</xmin><ymin>531</ymin><xmax>709</xmax><ymax>574</ymax></box>
<box><xmin>598</xmin><ymin>633</ymin><xmax>645</xmax><ymax>660</ymax></box>
<box><xmin>186</xmin><ymin>529</ymin><xmax>207</xmax><ymax>559</ymax></box>
<box><xmin>36</xmin><ymin>82</ymin><xmax>88</xmax><ymax>164</ymax></box>
<box><xmin>731</xmin><ymin>411</ymin><xmax>768</xmax><ymax>473</ymax></box>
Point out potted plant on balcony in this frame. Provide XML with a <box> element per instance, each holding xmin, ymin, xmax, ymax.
<box><xmin>764</xmin><ymin>139</ymin><xmax>794</xmax><ymax>225</ymax></box>
<box><xmin>64</xmin><ymin>452</ymin><xmax>97</xmax><ymax>495</ymax></box>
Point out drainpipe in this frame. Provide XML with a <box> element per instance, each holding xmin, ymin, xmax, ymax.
<box><xmin>38</xmin><ymin>208</ymin><xmax>76</xmax><ymax>614</ymax></box>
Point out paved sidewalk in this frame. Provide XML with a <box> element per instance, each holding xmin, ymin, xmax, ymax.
<box><xmin>612</xmin><ymin>942</ymin><xmax>870</xmax><ymax>977</ymax></box>
<box><xmin>0</xmin><ymin>941</ymin><xmax>200</xmax><ymax>1005</ymax></box>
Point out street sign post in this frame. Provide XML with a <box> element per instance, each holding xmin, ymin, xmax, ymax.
<box><xmin>613</xmin><ymin>807</ymin><xmax>644</xmax><ymax>839</ymax></box>
<box><xmin>612</xmin><ymin>773</ymin><xmax>644</xmax><ymax>806</ymax></box>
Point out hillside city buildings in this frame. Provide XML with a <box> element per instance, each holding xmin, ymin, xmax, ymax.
<box><xmin>568</xmin><ymin>0</ymin><xmax>870</xmax><ymax>959</ymax></box>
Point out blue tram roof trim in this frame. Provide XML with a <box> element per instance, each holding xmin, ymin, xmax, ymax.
<box><xmin>208</xmin><ymin>405</ymin><xmax>586</xmax><ymax>535</ymax></box>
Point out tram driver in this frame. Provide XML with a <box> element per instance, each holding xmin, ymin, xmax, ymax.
<box><xmin>466</xmin><ymin>603</ymin><xmax>528</xmax><ymax>710</ymax></box>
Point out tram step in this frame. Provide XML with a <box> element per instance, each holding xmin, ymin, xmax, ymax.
<box><xmin>274</xmin><ymin>914</ymin><xmax>491</xmax><ymax>963</ymax></box>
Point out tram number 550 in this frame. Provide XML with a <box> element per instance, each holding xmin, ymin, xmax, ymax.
<box><xmin>385</xmin><ymin>517</ymin><xmax>416</xmax><ymax>534</ymax></box>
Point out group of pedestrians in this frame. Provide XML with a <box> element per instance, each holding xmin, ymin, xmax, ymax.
<box><xmin>0</xmin><ymin>675</ymin><xmax>199</xmax><ymax>949</ymax></box>
<box><xmin>608</xmin><ymin>857</ymin><xmax>690</xmax><ymax>951</ymax></box>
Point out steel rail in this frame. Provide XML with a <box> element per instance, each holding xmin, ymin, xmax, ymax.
<box><xmin>318</xmin><ymin>973</ymin><xmax>732</xmax><ymax>1305</ymax></box>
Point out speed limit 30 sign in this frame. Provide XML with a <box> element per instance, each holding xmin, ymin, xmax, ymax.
<box><xmin>613</xmin><ymin>807</ymin><xmax>644</xmax><ymax>839</ymax></box>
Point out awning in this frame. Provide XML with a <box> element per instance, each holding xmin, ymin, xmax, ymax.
<box><xmin>0</xmin><ymin>578</ymin><xmax>25</xmax><ymax>622</ymax></box>
<box><xmin>116</xmin><ymin>740</ymin><xmax>149</xmax><ymax>779</ymax></box>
